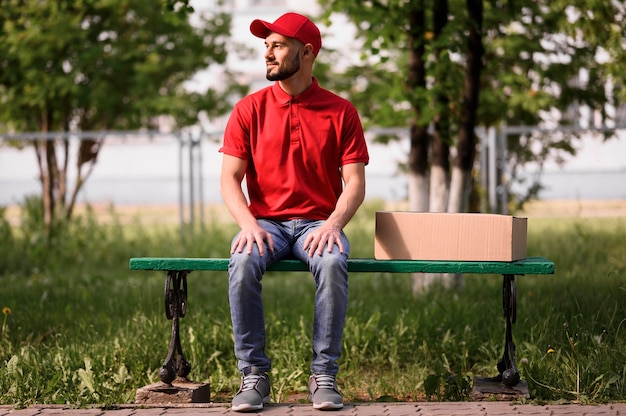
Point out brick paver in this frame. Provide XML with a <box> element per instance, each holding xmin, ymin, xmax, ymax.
<box><xmin>1</xmin><ymin>403</ymin><xmax>625</xmax><ymax>416</ymax></box>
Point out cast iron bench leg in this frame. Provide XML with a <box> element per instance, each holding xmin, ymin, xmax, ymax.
<box><xmin>159</xmin><ymin>270</ymin><xmax>191</xmax><ymax>384</ymax></box>
<box><xmin>497</xmin><ymin>273</ymin><xmax>520</xmax><ymax>387</ymax></box>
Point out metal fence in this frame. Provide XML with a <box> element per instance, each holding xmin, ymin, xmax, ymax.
<box><xmin>0</xmin><ymin>129</ymin><xmax>221</xmax><ymax>232</ymax></box>
<box><xmin>2</xmin><ymin>123</ymin><xmax>625</xmax><ymax>229</ymax></box>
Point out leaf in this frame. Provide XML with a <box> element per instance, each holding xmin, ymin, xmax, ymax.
<box><xmin>43</xmin><ymin>371</ymin><xmax>63</xmax><ymax>395</ymax></box>
<box><xmin>77</xmin><ymin>357</ymin><xmax>95</xmax><ymax>394</ymax></box>
<box><xmin>6</xmin><ymin>355</ymin><xmax>20</xmax><ymax>377</ymax></box>
<box><xmin>424</xmin><ymin>373</ymin><xmax>441</xmax><ymax>399</ymax></box>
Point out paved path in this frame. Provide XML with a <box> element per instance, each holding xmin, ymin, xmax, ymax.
<box><xmin>2</xmin><ymin>403</ymin><xmax>625</xmax><ymax>415</ymax></box>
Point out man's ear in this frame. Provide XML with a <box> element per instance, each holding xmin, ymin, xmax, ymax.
<box><xmin>302</xmin><ymin>44</ymin><xmax>313</xmax><ymax>57</ymax></box>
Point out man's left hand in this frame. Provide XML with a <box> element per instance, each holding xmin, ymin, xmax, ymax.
<box><xmin>303</xmin><ymin>224</ymin><xmax>344</xmax><ymax>257</ymax></box>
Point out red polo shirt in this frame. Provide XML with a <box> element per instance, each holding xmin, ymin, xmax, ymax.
<box><xmin>220</xmin><ymin>78</ymin><xmax>369</xmax><ymax>221</ymax></box>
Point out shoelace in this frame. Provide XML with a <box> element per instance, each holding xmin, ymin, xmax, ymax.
<box><xmin>314</xmin><ymin>374</ymin><xmax>336</xmax><ymax>390</ymax></box>
<box><xmin>240</xmin><ymin>373</ymin><xmax>264</xmax><ymax>391</ymax></box>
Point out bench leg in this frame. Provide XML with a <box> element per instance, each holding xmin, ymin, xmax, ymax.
<box><xmin>496</xmin><ymin>273</ymin><xmax>520</xmax><ymax>387</ymax></box>
<box><xmin>159</xmin><ymin>270</ymin><xmax>191</xmax><ymax>384</ymax></box>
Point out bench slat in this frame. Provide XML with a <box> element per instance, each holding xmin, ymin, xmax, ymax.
<box><xmin>129</xmin><ymin>256</ymin><xmax>554</xmax><ymax>275</ymax></box>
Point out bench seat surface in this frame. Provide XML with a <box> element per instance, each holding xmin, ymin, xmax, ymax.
<box><xmin>129</xmin><ymin>256</ymin><xmax>554</xmax><ymax>275</ymax></box>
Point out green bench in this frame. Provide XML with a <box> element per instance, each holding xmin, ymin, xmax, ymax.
<box><xmin>129</xmin><ymin>256</ymin><xmax>554</xmax><ymax>391</ymax></box>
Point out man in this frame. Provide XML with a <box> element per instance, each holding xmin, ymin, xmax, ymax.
<box><xmin>219</xmin><ymin>12</ymin><xmax>369</xmax><ymax>412</ymax></box>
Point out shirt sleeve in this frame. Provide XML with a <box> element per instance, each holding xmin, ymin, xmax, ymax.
<box><xmin>219</xmin><ymin>100</ymin><xmax>251</xmax><ymax>160</ymax></box>
<box><xmin>340</xmin><ymin>106</ymin><xmax>370</xmax><ymax>166</ymax></box>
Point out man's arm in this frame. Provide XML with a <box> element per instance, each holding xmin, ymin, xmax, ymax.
<box><xmin>220</xmin><ymin>154</ymin><xmax>274</xmax><ymax>256</ymax></box>
<box><xmin>303</xmin><ymin>162</ymin><xmax>366</xmax><ymax>257</ymax></box>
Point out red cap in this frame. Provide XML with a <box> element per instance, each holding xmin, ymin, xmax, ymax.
<box><xmin>250</xmin><ymin>12</ymin><xmax>322</xmax><ymax>56</ymax></box>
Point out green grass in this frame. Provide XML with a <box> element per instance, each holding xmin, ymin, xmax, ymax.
<box><xmin>0</xmin><ymin>200</ymin><xmax>625</xmax><ymax>407</ymax></box>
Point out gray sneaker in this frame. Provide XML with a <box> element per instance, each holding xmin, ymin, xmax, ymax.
<box><xmin>308</xmin><ymin>374</ymin><xmax>343</xmax><ymax>410</ymax></box>
<box><xmin>232</xmin><ymin>366</ymin><xmax>270</xmax><ymax>412</ymax></box>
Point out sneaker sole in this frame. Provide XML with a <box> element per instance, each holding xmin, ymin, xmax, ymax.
<box><xmin>232</xmin><ymin>396</ymin><xmax>270</xmax><ymax>412</ymax></box>
<box><xmin>313</xmin><ymin>401</ymin><xmax>344</xmax><ymax>410</ymax></box>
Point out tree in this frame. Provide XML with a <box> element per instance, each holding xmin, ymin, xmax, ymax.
<box><xmin>317</xmin><ymin>0</ymin><xmax>626</xmax><ymax>210</ymax></box>
<box><xmin>481</xmin><ymin>0</ymin><xmax>626</xmax><ymax>208</ymax></box>
<box><xmin>318</xmin><ymin>0</ymin><xmax>625</xmax><ymax>291</ymax></box>
<box><xmin>0</xmin><ymin>0</ymin><xmax>244</xmax><ymax>234</ymax></box>
<box><xmin>317</xmin><ymin>0</ymin><xmax>483</xmax><ymax>214</ymax></box>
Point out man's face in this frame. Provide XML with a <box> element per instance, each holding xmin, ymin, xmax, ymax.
<box><xmin>264</xmin><ymin>33</ymin><xmax>302</xmax><ymax>81</ymax></box>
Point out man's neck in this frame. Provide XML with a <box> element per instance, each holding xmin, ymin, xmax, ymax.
<box><xmin>279</xmin><ymin>73</ymin><xmax>313</xmax><ymax>97</ymax></box>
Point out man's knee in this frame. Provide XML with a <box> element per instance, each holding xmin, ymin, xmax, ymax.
<box><xmin>318</xmin><ymin>251</ymin><xmax>347</xmax><ymax>268</ymax></box>
<box><xmin>311</xmin><ymin>251</ymin><xmax>348</xmax><ymax>283</ymax></box>
<box><xmin>229</xmin><ymin>251</ymin><xmax>265</xmax><ymax>284</ymax></box>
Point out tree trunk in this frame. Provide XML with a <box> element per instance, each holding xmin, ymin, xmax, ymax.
<box><xmin>430</xmin><ymin>123</ymin><xmax>450</xmax><ymax>212</ymax></box>
<box><xmin>45</xmin><ymin>140</ymin><xmax>60</xmax><ymax>233</ymax></box>
<box><xmin>451</xmin><ymin>0</ymin><xmax>484</xmax><ymax>212</ymax></box>
<box><xmin>448</xmin><ymin>166</ymin><xmax>472</xmax><ymax>213</ymax></box>
<box><xmin>67</xmin><ymin>138</ymin><xmax>102</xmax><ymax>220</ymax></box>
<box><xmin>37</xmin><ymin>108</ymin><xmax>56</xmax><ymax>234</ymax></box>
<box><xmin>415</xmin><ymin>0</ymin><xmax>460</xmax><ymax>294</ymax></box>
<box><xmin>58</xmin><ymin>138</ymin><xmax>69</xmax><ymax>216</ymax></box>
<box><xmin>427</xmin><ymin>150</ymin><xmax>460</xmax><ymax>292</ymax></box>
<box><xmin>430</xmin><ymin>0</ymin><xmax>450</xmax><ymax>212</ymax></box>
<box><xmin>407</xmin><ymin>0</ymin><xmax>429</xmax><ymax>212</ymax></box>
<box><xmin>408</xmin><ymin>124</ymin><xmax>430</xmax><ymax>211</ymax></box>
<box><xmin>408</xmin><ymin>169</ymin><xmax>429</xmax><ymax>211</ymax></box>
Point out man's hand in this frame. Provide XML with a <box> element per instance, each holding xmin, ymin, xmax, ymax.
<box><xmin>301</xmin><ymin>162</ymin><xmax>365</xmax><ymax>258</ymax></box>
<box><xmin>231</xmin><ymin>224</ymin><xmax>275</xmax><ymax>257</ymax></box>
<box><xmin>303</xmin><ymin>223</ymin><xmax>344</xmax><ymax>257</ymax></box>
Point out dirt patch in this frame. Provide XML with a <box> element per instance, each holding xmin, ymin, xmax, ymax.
<box><xmin>384</xmin><ymin>199</ymin><xmax>626</xmax><ymax>218</ymax></box>
<box><xmin>2</xmin><ymin>202</ymin><xmax>233</xmax><ymax>227</ymax></box>
<box><xmin>4</xmin><ymin>199</ymin><xmax>625</xmax><ymax>227</ymax></box>
<box><xmin>518</xmin><ymin>199</ymin><xmax>626</xmax><ymax>218</ymax></box>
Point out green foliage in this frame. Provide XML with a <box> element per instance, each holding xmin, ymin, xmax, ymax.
<box><xmin>0</xmin><ymin>0</ymin><xmax>240</xmax><ymax>131</ymax></box>
<box><xmin>0</xmin><ymin>1</ymin><xmax>248</xmax><ymax>230</ymax></box>
<box><xmin>317</xmin><ymin>0</ymin><xmax>626</xmax><ymax>204</ymax></box>
<box><xmin>1</xmin><ymin>202</ymin><xmax>625</xmax><ymax>405</ymax></box>
<box><xmin>319</xmin><ymin>0</ymin><xmax>625</xmax><ymax>130</ymax></box>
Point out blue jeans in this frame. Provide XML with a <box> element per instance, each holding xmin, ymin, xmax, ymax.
<box><xmin>228</xmin><ymin>219</ymin><xmax>350</xmax><ymax>376</ymax></box>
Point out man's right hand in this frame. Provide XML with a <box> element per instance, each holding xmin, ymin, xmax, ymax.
<box><xmin>231</xmin><ymin>224</ymin><xmax>275</xmax><ymax>257</ymax></box>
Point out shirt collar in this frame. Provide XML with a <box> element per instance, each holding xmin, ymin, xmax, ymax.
<box><xmin>272</xmin><ymin>77</ymin><xmax>320</xmax><ymax>106</ymax></box>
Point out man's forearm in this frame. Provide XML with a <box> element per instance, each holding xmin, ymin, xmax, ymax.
<box><xmin>325</xmin><ymin>174</ymin><xmax>366</xmax><ymax>231</ymax></box>
<box><xmin>220</xmin><ymin>176</ymin><xmax>257</xmax><ymax>230</ymax></box>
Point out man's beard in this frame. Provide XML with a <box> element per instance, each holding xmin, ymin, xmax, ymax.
<box><xmin>266</xmin><ymin>51</ymin><xmax>300</xmax><ymax>81</ymax></box>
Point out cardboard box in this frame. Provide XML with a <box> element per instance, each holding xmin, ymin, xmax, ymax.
<box><xmin>374</xmin><ymin>212</ymin><xmax>527</xmax><ymax>261</ymax></box>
